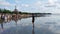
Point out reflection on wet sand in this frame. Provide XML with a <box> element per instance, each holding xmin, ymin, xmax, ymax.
<box><xmin>0</xmin><ymin>19</ymin><xmax>4</xmax><ymax>30</ymax></box>
<box><xmin>0</xmin><ymin>16</ymin><xmax>21</xmax><ymax>29</ymax></box>
<box><xmin>32</xmin><ymin>23</ymin><xmax>34</xmax><ymax>34</ymax></box>
<box><xmin>0</xmin><ymin>19</ymin><xmax>12</xmax><ymax>28</ymax></box>
<box><xmin>0</xmin><ymin>14</ymin><xmax>56</xmax><ymax>34</ymax></box>
<box><xmin>12</xmin><ymin>18</ymin><xmax>18</xmax><ymax>26</ymax></box>
<box><xmin>1</xmin><ymin>23</ymin><xmax>3</xmax><ymax>29</ymax></box>
<box><xmin>0</xmin><ymin>15</ymin><xmax>56</xmax><ymax>34</ymax></box>
<box><xmin>12</xmin><ymin>16</ymin><xmax>22</xmax><ymax>26</ymax></box>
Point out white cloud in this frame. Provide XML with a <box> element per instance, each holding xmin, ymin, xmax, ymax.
<box><xmin>48</xmin><ymin>0</ymin><xmax>58</xmax><ymax>5</ymax></box>
<box><xmin>0</xmin><ymin>2</ymin><xmax>10</xmax><ymax>6</ymax></box>
<box><xmin>0</xmin><ymin>0</ymin><xmax>16</xmax><ymax>6</ymax></box>
<box><xmin>15</xmin><ymin>0</ymin><xmax>21</xmax><ymax>3</ymax></box>
<box><xmin>34</xmin><ymin>1</ymin><xmax>42</xmax><ymax>7</ymax></box>
<box><xmin>29</xmin><ymin>0</ymin><xmax>60</xmax><ymax>13</ymax></box>
<box><xmin>0</xmin><ymin>0</ymin><xmax>60</xmax><ymax>13</ymax></box>
<box><xmin>0</xmin><ymin>0</ymin><xmax>10</xmax><ymax>6</ymax></box>
<box><xmin>48</xmin><ymin>0</ymin><xmax>54</xmax><ymax>4</ymax></box>
<box><xmin>21</xmin><ymin>4</ymin><xmax>29</xmax><ymax>7</ymax></box>
<box><xmin>30</xmin><ymin>0</ymin><xmax>60</xmax><ymax>13</ymax></box>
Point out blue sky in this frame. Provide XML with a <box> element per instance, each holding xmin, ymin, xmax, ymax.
<box><xmin>0</xmin><ymin>0</ymin><xmax>60</xmax><ymax>13</ymax></box>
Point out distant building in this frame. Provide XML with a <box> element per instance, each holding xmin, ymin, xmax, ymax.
<box><xmin>13</xmin><ymin>6</ymin><xmax>19</xmax><ymax>14</ymax></box>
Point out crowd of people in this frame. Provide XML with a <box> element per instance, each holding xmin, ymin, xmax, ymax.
<box><xmin>0</xmin><ymin>14</ymin><xmax>12</xmax><ymax>20</ymax></box>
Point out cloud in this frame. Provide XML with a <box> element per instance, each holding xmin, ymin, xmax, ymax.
<box><xmin>34</xmin><ymin>1</ymin><xmax>42</xmax><ymax>7</ymax></box>
<box><xmin>0</xmin><ymin>2</ymin><xmax>11</xmax><ymax>6</ymax></box>
<box><xmin>21</xmin><ymin>4</ymin><xmax>29</xmax><ymax>7</ymax></box>
<box><xmin>0</xmin><ymin>0</ymin><xmax>16</xmax><ymax>6</ymax></box>
<box><xmin>24</xmin><ymin>0</ymin><xmax>60</xmax><ymax>13</ymax></box>
<box><xmin>48</xmin><ymin>0</ymin><xmax>57</xmax><ymax>4</ymax></box>
<box><xmin>15</xmin><ymin>0</ymin><xmax>21</xmax><ymax>3</ymax></box>
<box><xmin>0</xmin><ymin>0</ymin><xmax>10</xmax><ymax>6</ymax></box>
<box><xmin>0</xmin><ymin>0</ymin><xmax>60</xmax><ymax>13</ymax></box>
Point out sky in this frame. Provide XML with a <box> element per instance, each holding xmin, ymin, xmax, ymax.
<box><xmin>0</xmin><ymin>0</ymin><xmax>60</xmax><ymax>13</ymax></box>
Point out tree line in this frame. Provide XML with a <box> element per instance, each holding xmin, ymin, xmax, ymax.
<box><xmin>0</xmin><ymin>8</ymin><xmax>21</xmax><ymax>14</ymax></box>
<box><xmin>0</xmin><ymin>8</ymin><xmax>33</xmax><ymax>14</ymax></box>
<box><xmin>0</xmin><ymin>8</ymin><xmax>51</xmax><ymax>14</ymax></box>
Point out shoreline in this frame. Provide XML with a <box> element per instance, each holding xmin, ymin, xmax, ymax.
<box><xmin>0</xmin><ymin>13</ymin><xmax>51</xmax><ymax>20</ymax></box>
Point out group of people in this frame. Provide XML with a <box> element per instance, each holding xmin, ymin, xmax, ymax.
<box><xmin>0</xmin><ymin>14</ymin><xmax>12</xmax><ymax>20</ymax></box>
